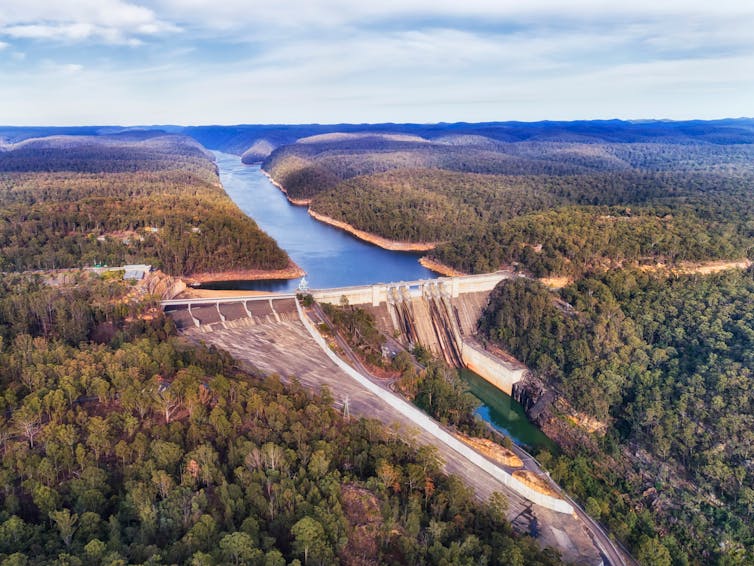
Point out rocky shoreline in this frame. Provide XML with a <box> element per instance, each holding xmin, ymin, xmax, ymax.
<box><xmin>418</xmin><ymin>257</ymin><xmax>466</xmax><ymax>277</ymax></box>
<box><xmin>307</xmin><ymin>209</ymin><xmax>439</xmax><ymax>252</ymax></box>
<box><xmin>183</xmin><ymin>261</ymin><xmax>305</xmax><ymax>286</ymax></box>
<box><xmin>261</xmin><ymin>170</ymin><xmax>312</xmax><ymax>206</ymax></box>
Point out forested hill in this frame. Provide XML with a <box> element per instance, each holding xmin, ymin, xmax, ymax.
<box><xmin>255</xmin><ymin>121</ymin><xmax>754</xmax><ymax>276</ymax></box>
<box><xmin>0</xmin><ymin>134</ymin><xmax>289</xmax><ymax>275</ymax></box>
<box><xmin>478</xmin><ymin>267</ymin><xmax>754</xmax><ymax>563</ymax></box>
<box><xmin>179</xmin><ymin>118</ymin><xmax>754</xmax><ymax>159</ymax></box>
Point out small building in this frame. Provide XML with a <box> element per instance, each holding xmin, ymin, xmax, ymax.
<box><xmin>122</xmin><ymin>264</ymin><xmax>152</xmax><ymax>281</ymax></box>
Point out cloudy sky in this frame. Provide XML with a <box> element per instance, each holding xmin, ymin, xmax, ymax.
<box><xmin>0</xmin><ymin>0</ymin><xmax>752</xmax><ymax>125</ymax></box>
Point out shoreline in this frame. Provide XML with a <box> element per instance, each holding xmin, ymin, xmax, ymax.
<box><xmin>418</xmin><ymin>256</ymin><xmax>466</xmax><ymax>277</ymax></box>
<box><xmin>183</xmin><ymin>261</ymin><xmax>305</xmax><ymax>285</ymax></box>
<box><xmin>308</xmin><ymin>209</ymin><xmax>439</xmax><ymax>252</ymax></box>
<box><xmin>261</xmin><ymin>168</ymin><xmax>441</xmax><ymax>253</ymax></box>
<box><xmin>261</xmin><ymin>170</ymin><xmax>312</xmax><ymax>206</ymax></box>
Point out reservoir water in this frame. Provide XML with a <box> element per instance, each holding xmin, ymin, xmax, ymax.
<box><xmin>212</xmin><ymin>151</ymin><xmax>436</xmax><ymax>292</ymax></box>
<box><xmin>214</xmin><ymin>151</ymin><xmax>549</xmax><ymax>449</ymax></box>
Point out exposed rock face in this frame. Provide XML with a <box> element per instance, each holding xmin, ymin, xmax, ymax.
<box><xmin>513</xmin><ymin>372</ymin><xmax>604</xmax><ymax>452</ymax></box>
<box><xmin>144</xmin><ymin>271</ymin><xmax>186</xmax><ymax>300</ymax></box>
<box><xmin>512</xmin><ymin>373</ymin><xmax>556</xmax><ymax>426</ymax></box>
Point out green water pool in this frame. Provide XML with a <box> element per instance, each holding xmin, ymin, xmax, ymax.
<box><xmin>460</xmin><ymin>368</ymin><xmax>558</xmax><ymax>454</ymax></box>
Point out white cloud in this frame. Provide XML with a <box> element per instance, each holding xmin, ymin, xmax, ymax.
<box><xmin>0</xmin><ymin>0</ymin><xmax>177</xmax><ymax>44</ymax></box>
<box><xmin>148</xmin><ymin>0</ymin><xmax>754</xmax><ymax>32</ymax></box>
<box><xmin>59</xmin><ymin>63</ymin><xmax>84</xmax><ymax>73</ymax></box>
<box><xmin>0</xmin><ymin>41</ymin><xmax>8</xmax><ymax>49</ymax></box>
<box><xmin>0</xmin><ymin>1</ymin><xmax>752</xmax><ymax>124</ymax></box>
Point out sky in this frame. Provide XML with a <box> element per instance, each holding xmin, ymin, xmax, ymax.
<box><xmin>0</xmin><ymin>0</ymin><xmax>752</xmax><ymax>125</ymax></box>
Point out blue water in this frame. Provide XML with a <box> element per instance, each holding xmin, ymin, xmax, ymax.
<box><xmin>210</xmin><ymin>151</ymin><xmax>436</xmax><ymax>291</ymax></box>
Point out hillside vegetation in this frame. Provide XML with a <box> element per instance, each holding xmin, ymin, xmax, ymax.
<box><xmin>258</xmin><ymin>121</ymin><xmax>754</xmax><ymax>275</ymax></box>
<box><xmin>0</xmin><ymin>135</ymin><xmax>289</xmax><ymax>275</ymax></box>
<box><xmin>0</xmin><ymin>274</ymin><xmax>562</xmax><ymax>565</ymax></box>
<box><xmin>479</xmin><ymin>268</ymin><xmax>754</xmax><ymax>564</ymax></box>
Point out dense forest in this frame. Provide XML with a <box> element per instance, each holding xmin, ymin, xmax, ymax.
<box><xmin>5</xmin><ymin>119</ymin><xmax>754</xmax><ymax>565</ymax></box>
<box><xmin>478</xmin><ymin>268</ymin><xmax>754</xmax><ymax>564</ymax></box>
<box><xmin>0</xmin><ymin>135</ymin><xmax>289</xmax><ymax>275</ymax></box>
<box><xmin>257</xmin><ymin>122</ymin><xmax>754</xmax><ymax>276</ymax></box>
<box><xmin>0</xmin><ymin>273</ymin><xmax>562</xmax><ymax>565</ymax></box>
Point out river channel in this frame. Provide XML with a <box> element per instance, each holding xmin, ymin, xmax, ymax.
<box><xmin>212</xmin><ymin>151</ymin><xmax>435</xmax><ymax>291</ymax></box>
<box><xmin>214</xmin><ymin>151</ymin><xmax>550</xmax><ymax>451</ymax></box>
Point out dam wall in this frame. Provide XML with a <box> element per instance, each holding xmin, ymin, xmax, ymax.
<box><xmin>320</xmin><ymin>272</ymin><xmax>526</xmax><ymax>397</ymax></box>
<box><xmin>310</xmin><ymin>271</ymin><xmax>513</xmax><ymax>307</ymax></box>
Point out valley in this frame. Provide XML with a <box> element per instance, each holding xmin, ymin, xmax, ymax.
<box><xmin>1</xmin><ymin>119</ymin><xmax>753</xmax><ymax>565</ymax></box>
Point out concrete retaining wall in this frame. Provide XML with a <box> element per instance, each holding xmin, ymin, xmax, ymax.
<box><xmin>461</xmin><ymin>341</ymin><xmax>527</xmax><ymax>395</ymax></box>
<box><xmin>311</xmin><ymin>284</ymin><xmax>386</xmax><ymax>306</ymax></box>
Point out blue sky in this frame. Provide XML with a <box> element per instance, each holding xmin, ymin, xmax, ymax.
<box><xmin>0</xmin><ymin>1</ymin><xmax>752</xmax><ymax>125</ymax></box>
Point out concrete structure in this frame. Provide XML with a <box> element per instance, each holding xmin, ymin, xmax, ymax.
<box><xmin>461</xmin><ymin>340</ymin><xmax>528</xmax><ymax>396</ymax></box>
<box><xmin>161</xmin><ymin>271</ymin><xmax>527</xmax><ymax>401</ymax></box>
<box><xmin>164</xmin><ymin>295</ymin><xmax>298</xmax><ymax>333</ymax></box>
<box><xmin>308</xmin><ymin>271</ymin><xmax>526</xmax><ymax>396</ymax></box>
<box><xmin>310</xmin><ymin>271</ymin><xmax>512</xmax><ymax>307</ymax></box>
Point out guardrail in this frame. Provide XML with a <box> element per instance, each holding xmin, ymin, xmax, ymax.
<box><xmin>161</xmin><ymin>293</ymin><xmax>297</xmax><ymax>307</ymax></box>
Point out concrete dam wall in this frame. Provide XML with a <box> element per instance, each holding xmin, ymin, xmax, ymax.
<box><xmin>311</xmin><ymin>271</ymin><xmax>512</xmax><ymax>307</ymax></box>
<box><xmin>313</xmin><ymin>272</ymin><xmax>527</xmax><ymax>396</ymax></box>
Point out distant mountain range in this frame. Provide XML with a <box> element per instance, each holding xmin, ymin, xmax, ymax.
<box><xmin>2</xmin><ymin>118</ymin><xmax>753</xmax><ymax>161</ymax></box>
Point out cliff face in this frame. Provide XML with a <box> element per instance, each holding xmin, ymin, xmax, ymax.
<box><xmin>144</xmin><ymin>271</ymin><xmax>186</xmax><ymax>300</ymax></box>
<box><xmin>512</xmin><ymin>373</ymin><xmax>555</xmax><ymax>425</ymax></box>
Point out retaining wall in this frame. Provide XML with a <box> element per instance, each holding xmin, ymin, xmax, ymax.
<box><xmin>295</xmin><ymin>300</ymin><xmax>574</xmax><ymax>515</ymax></box>
<box><xmin>461</xmin><ymin>341</ymin><xmax>527</xmax><ymax>395</ymax></box>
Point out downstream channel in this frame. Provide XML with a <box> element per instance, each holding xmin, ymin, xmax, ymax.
<box><xmin>214</xmin><ymin>151</ymin><xmax>549</xmax><ymax>449</ymax></box>
<box><xmin>460</xmin><ymin>369</ymin><xmax>558</xmax><ymax>454</ymax></box>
